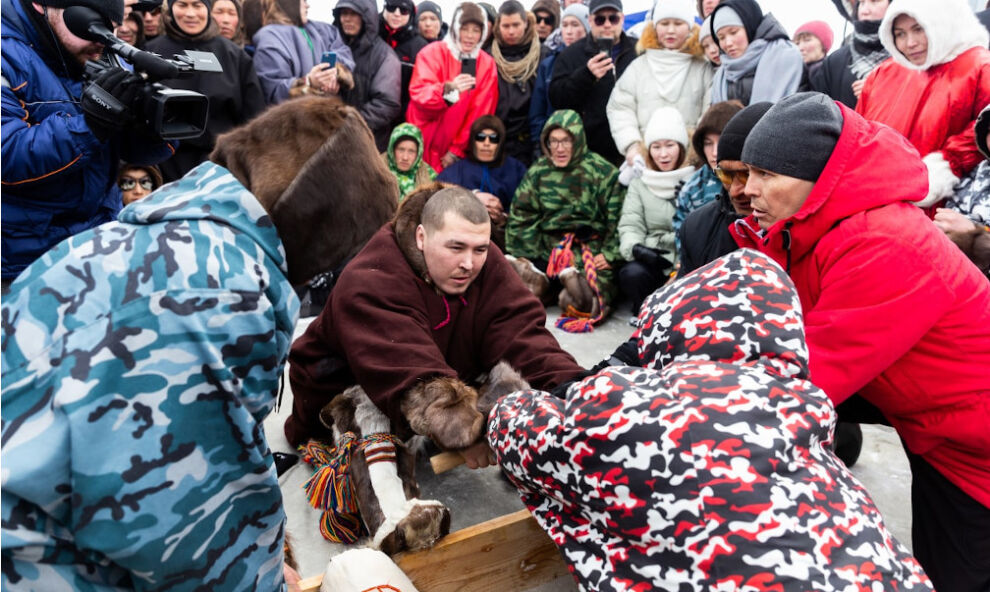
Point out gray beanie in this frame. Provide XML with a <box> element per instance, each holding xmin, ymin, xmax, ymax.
<box><xmin>562</xmin><ymin>4</ymin><xmax>590</xmax><ymax>33</ymax></box>
<box><xmin>711</xmin><ymin>6</ymin><xmax>743</xmax><ymax>35</ymax></box>
<box><xmin>742</xmin><ymin>93</ymin><xmax>843</xmax><ymax>182</ymax></box>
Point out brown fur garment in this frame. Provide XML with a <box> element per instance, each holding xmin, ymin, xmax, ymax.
<box><xmin>400</xmin><ymin>377</ymin><xmax>484</xmax><ymax>451</ymax></box>
<box><xmin>210</xmin><ymin>97</ymin><xmax>398</xmax><ymax>285</ymax></box>
<box><xmin>637</xmin><ymin>19</ymin><xmax>706</xmax><ymax>58</ymax></box>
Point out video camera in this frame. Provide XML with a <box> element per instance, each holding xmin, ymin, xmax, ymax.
<box><xmin>65</xmin><ymin>5</ymin><xmax>220</xmax><ymax>141</ymax></box>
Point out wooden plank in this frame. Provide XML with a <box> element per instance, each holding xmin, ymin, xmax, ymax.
<box><xmin>298</xmin><ymin>510</ymin><xmax>571</xmax><ymax>592</ymax></box>
<box><xmin>429</xmin><ymin>451</ymin><xmax>465</xmax><ymax>474</ymax></box>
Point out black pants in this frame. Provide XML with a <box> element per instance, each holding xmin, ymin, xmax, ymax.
<box><xmin>907</xmin><ymin>450</ymin><xmax>990</xmax><ymax>591</ymax></box>
<box><xmin>618</xmin><ymin>260</ymin><xmax>664</xmax><ymax>315</ymax></box>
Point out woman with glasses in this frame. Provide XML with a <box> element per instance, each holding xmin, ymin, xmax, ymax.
<box><xmin>407</xmin><ymin>2</ymin><xmax>497</xmax><ymax>172</ymax></box>
<box><xmin>506</xmin><ymin>109</ymin><xmax>624</xmax><ymax>330</ymax></box>
<box><xmin>437</xmin><ymin>115</ymin><xmax>527</xmax><ymax>248</ymax></box>
<box><xmin>117</xmin><ymin>164</ymin><xmax>163</xmax><ymax>207</ymax></box>
<box><xmin>248</xmin><ymin>0</ymin><xmax>356</xmax><ymax>105</ymax></box>
<box><xmin>380</xmin><ymin>0</ymin><xmax>428</xmax><ymax>122</ymax></box>
<box><xmin>709</xmin><ymin>0</ymin><xmax>803</xmax><ymax>106</ymax></box>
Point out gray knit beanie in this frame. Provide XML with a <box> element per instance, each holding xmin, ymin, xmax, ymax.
<box><xmin>741</xmin><ymin>93</ymin><xmax>843</xmax><ymax>182</ymax></box>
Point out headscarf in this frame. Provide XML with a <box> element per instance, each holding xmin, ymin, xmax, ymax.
<box><xmin>163</xmin><ymin>0</ymin><xmax>219</xmax><ymax>41</ymax></box>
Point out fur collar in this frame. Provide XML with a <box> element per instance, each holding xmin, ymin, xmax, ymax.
<box><xmin>637</xmin><ymin>19</ymin><xmax>705</xmax><ymax>59</ymax></box>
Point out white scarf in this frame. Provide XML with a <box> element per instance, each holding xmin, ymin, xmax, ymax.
<box><xmin>644</xmin><ymin>49</ymin><xmax>695</xmax><ymax>104</ymax></box>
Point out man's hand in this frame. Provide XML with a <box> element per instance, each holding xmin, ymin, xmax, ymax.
<box><xmin>934</xmin><ymin>208</ymin><xmax>981</xmax><ymax>253</ymax></box>
<box><xmin>459</xmin><ymin>440</ymin><xmax>496</xmax><ymax>469</ymax></box>
<box><xmin>586</xmin><ymin>53</ymin><xmax>614</xmax><ymax>80</ymax></box>
<box><xmin>592</xmin><ymin>253</ymin><xmax>611</xmax><ymax>270</ymax></box>
<box><xmin>81</xmin><ymin>68</ymin><xmax>142</xmax><ymax>141</ymax></box>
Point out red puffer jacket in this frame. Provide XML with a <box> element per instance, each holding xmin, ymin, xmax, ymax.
<box><xmin>406</xmin><ymin>41</ymin><xmax>498</xmax><ymax>171</ymax></box>
<box><xmin>857</xmin><ymin>46</ymin><xmax>990</xmax><ymax>182</ymax></box>
<box><xmin>732</xmin><ymin>102</ymin><xmax>990</xmax><ymax>508</ymax></box>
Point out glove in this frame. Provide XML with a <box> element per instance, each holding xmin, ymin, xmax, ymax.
<box><xmin>618</xmin><ymin>153</ymin><xmax>646</xmax><ymax>186</ymax></box>
<box><xmin>915</xmin><ymin>152</ymin><xmax>960</xmax><ymax>208</ymax></box>
<box><xmin>81</xmin><ymin>68</ymin><xmax>142</xmax><ymax>141</ymax></box>
<box><xmin>632</xmin><ymin>243</ymin><xmax>674</xmax><ymax>275</ymax></box>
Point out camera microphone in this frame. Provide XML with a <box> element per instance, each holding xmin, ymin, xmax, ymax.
<box><xmin>64</xmin><ymin>6</ymin><xmax>179</xmax><ymax>79</ymax></box>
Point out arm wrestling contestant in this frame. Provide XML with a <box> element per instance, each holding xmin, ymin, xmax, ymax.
<box><xmin>286</xmin><ymin>184</ymin><xmax>584</xmax><ymax>467</ymax></box>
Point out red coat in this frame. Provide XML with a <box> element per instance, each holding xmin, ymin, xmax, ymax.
<box><xmin>732</xmin><ymin>102</ymin><xmax>990</xmax><ymax>508</ymax></box>
<box><xmin>406</xmin><ymin>41</ymin><xmax>498</xmax><ymax>172</ymax></box>
<box><xmin>857</xmin><ymin>46</ymin><xmax>990</xmax><ymax>180</ymax></box>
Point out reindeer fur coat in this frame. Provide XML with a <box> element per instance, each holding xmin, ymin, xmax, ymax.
<box><xmin>286</xmin><ymin>184</ymin><xmax>583</xmax><ymax>448</ymax></box>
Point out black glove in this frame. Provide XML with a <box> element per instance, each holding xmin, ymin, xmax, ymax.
<box><xmin>632</xmin><ymin>243</ymin><xmax>674</xmax><ymax>275</ymax></box>
<box><xmin>81</xmin><ymin>68</ymin><xmax>142</xmax><ymax>141</ymax></box>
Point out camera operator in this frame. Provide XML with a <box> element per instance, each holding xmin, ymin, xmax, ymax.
<box><xmin>1</xmin><ymin>0</ymin><xmax>177</xmax><ymax>288</ymax></box>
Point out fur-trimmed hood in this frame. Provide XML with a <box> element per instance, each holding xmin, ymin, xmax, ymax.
<box><xmin>637</xmin><ymin>18</ymin><xmax>705</xmax><ymax>58</ymax></box>
<box><xmin>879</xmin><ymin>0</ymin><xmax>989</xmax><ymax>71</ymax></box>
<box><xmin>210</xmin><ymin>97</ymin><xmax>398</xmax><ymax>285</ymax></box>
<box><xmin>444</xmin><ymin>2</ymin><xmax>489</xmax><ymax>59</ymax></box>
<box><xmin>691</xmin><ymin>100</ymin><xmax>744</xmax><ymax>163</ymax></box>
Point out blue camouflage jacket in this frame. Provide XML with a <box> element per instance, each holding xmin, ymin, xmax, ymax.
<box><xmin>1</xmin><ymin>162</ymin><xmax>299</xmax><ymax>591</ymax></box>
<box><xmin>0</xmin><ymin>0</ymin><xmax>176</xmax><ymax>281</ymax></box>
<box><xmin>673</xmin><ymin>164</ymin><xmax>722</xmax><ymax>251</ymax></box>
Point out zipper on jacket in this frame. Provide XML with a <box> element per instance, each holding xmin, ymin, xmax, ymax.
<box><xmin>781</xmin><ymin>223</ymin><xmax>793</xmax><ymax>274</ymax></box>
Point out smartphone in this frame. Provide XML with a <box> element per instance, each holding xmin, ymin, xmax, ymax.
<box><xmin>596</xmin><ymin>37</ymin><xmax>613</xmax><ymax>55</ymax></box>
<box><xmin>321</xmin><ymin>51</ymin><xmax>337</xmax><ymax>68</ymax></box>
<box><xmin>461</xmin><ymin>57</ymin><xmax>477</xmax><ymax>77</ymax></box>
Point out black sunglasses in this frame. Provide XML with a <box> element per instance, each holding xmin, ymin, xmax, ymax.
<box><xmin>535</xmin><ymin>14</ymin><xmax>555</xmax><ymax>26</ymax></box>
<box><xmin>384</xmin><ymin>4</ymin><xmax>410</xmax><ymax>15</ymax></box>
<box><xmin>593</xmin><ymin>13</ymin><xmax>621</xmax><ymax>26</ymax></box>
<box><xmin>475</xmin><ymin>132</ymin><xmax>500</xmax><ymax>143</ymax></box>
<box><xmin>119</xmin><ymin>177</ymin><xmax>155</xmax><ymax>191</ymax></box>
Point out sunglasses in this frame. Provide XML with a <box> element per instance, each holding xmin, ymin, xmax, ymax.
<box><xmin>593</xmin><ymin>13</ymin><xmax>621</xmax><ymax>26</ymax></box>
<box><xmin>119</xmin><ymin>176</ymin><xmax>155</xmax><ymax>191</ymax></box>
<box><xmin>384</xmin><ymin>4</ymin><xmax>410</xmax><ymax>15</ymax></box>
<box><xmin>535</xmin><ymin>14</ymin><xmax>555</xmax><ymax>26</ymax></box>
<box><xmin>714</xmin><ymin>167</ymin><xmax>749</xmax><ymax>187</ymax></box>
<box><xmin>475</xmin><ymin>132</ymin><xmax>500</xmax><ymax>143</ymax></box>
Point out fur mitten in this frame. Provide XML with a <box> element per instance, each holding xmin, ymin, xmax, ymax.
<box><xmin>618</xmin><ymin>153</ymin><xmax>646</xmax><ymax>186</ymax></box>
<box><xmin>400</xmin><ymin>377</ymin><xmax>483</xmax><ymax>450</ymax></box>
<box><xmin>916</xmin><ymin>152</ymin><xmax>961</xmax><ymax>208</ymax></box>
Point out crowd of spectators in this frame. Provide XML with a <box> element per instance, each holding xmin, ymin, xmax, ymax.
<box><xmin>2</xmin><ymin>0</ymin><xmax>990</xmax><ymax>589</ymax></box>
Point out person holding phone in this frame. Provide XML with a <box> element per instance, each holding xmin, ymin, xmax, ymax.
<box><xmin>549</xmin><ymin>0</ymin><xmax>637</xmax><ymax>166</ymax></box>
<box><xmin>379</xmin><ymin>0</ymin><xmax>428</xmax><ymax>123</ymax></box>
<box><xmin>407</xmin><ymin>2</ymin><xmax>498</xmax><ymax>172</ymax></box>
<box><xmin>250</xmin><ymin>0</ymin><xmax>355</xmax><ymax>104</ymax></box>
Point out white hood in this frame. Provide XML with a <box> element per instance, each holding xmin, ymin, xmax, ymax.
<box><xmin>879</xmin><ymin>0</ymin><xmax>989</xmax><ymax>71</ymax></box>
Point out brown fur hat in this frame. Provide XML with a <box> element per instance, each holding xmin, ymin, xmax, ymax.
<box><xmin>210</xmin><ymin>97</ymin><xmax>398</xmax><ymax>285</ymax></box>
<box><xmin>691</xmin><ymin>100</ymin><xmax>745</xmax><ymax>164</ymax></box>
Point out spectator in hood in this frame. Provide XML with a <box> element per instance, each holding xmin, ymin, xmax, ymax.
<box><xmin>793</xmin><ymin>19</ymin><xmax>832</xmax><ymax>77</ymax></box>
<box><xmin>115</xmin><ymin>9</ymin><xmax>145</xmax><ymax>47</ymax></box>
<box><xmin>857</xmin><ymin>0</ymin><xmax>990</xmax><ymax>215</ymax></box>
<box><xmin>334</xmin><ymin>0</ymin><xmax>402</xmax><ymax>151</ymax></box>
<box><xmin>248</xmin><ymin>0</ymin><xmax>355</xmax><ymax>105</ymax></box>
<box><xmin>492</xmin><ymin>1</ymin><xmax>546</xmax><ymax>166</ymax></box>
<box><xmin>145</xmin><ymin>0</ymin><xmax>266</xmax><ymax>182</ymax></box>
<box><xmin>709</xmin><ymin>0</ymin><xmax>803</xmax><ymax>105</ymax></box>
<box><xmin>549</xmin><ymin>0</ymin><xmax>638</xmax><ymax>165</ymax></box>
<box><xmin>417</xmin><ymin>0</ymin><xmax>446</xmax><ymax>41</ymax></box>
<box><xmin>380</xmin><ymin>0</ymin><xmax>428</xmax><ymax>121</ymax></box>
<box><xmin>529</xmin><ymin>3</ymin><xmax>588</xmax><ymax>157</ymax></box>
<box><xmin>810</xmin><ymin>0</ymin><xmax>891</xmax><ymax>108</ymax></box>
<box><xmin>142</xmin><ymin>0</ymin><xmax>163</xmax><ymax>42</ymax></box>
<box><xmin>731</xmin><ymin>92</ymin><xmax>990</xmax><ymax>592</ymax></box>
<box><xmin>212</xmin><ymin>0</ymin><xmax>245</xmax><ymax>45</ymax></box>
<box><xmin>696</xmin><ymin>0</ymin><xmax>717</xmax><ymax>18</ymax></box>
<box><xmin>407</xmin><ymin>2</ymin><xmax>498</xmax><ymax>172</ymax></box>
<box><xmin>532</xmin><ymin>0</ymin><xmax>559</xmax><ymax>45</ymax></box>
<box><xmin>383</xmin><ymin>122</ymin><xmax>436</xmax><ymax>201</ymax></box>
<box><xmin>438</xmin><ymin>114</ymin><xmax>528</xmax><ymax>248</ymax></box>
<box><xmin>490</xmin><ymin>249</ymin><xmax>933</xmax><ymax>592</ymax></box>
